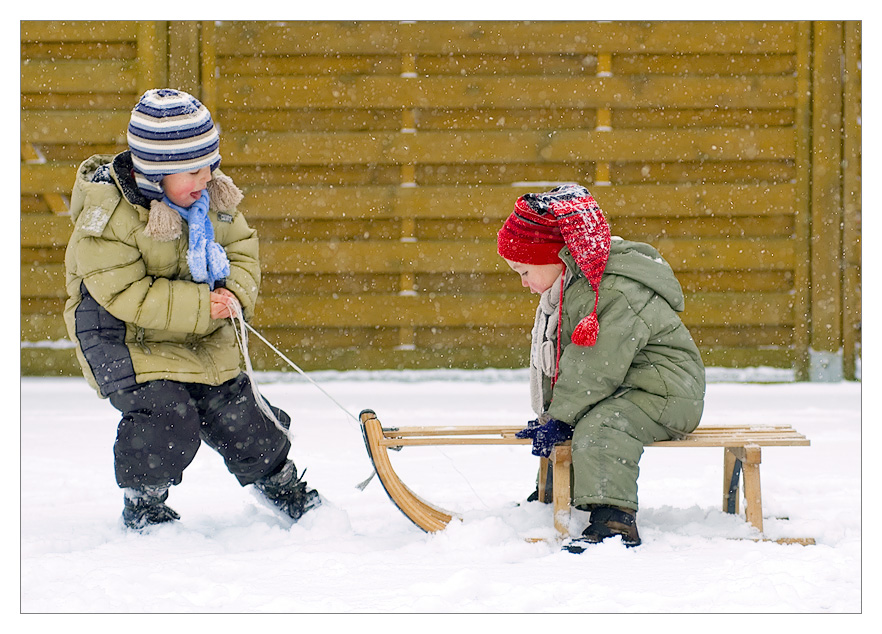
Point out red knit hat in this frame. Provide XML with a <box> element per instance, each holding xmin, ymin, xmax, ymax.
<box><xmin>497</xmin><ymin>196</ymin><xmax>565</xmax><ymax>265</ymax></box>
<box><xmin>497</xmin><ymin>184</ymin><xmax>611</xmax><ymax>346</ymax></box>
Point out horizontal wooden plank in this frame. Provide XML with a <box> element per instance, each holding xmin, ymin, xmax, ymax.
<box><xmin>18</xmin><ymin>345</ymin><xmax>533</xmax><ymax>375</ymax></box>
<box><xmin>257</xmin><ymin>242</ymin><xmax>495</xmax><ymax>274</ymax></box>
<box><xmin>21</xmin><ymin>313</ymin><xmax>68</xmax><ymax>341</ymax></box>
<box><xmin>220</xmin><ymin>105</ymin><xmax>796</xmax><ymax>134</ymax></box>
<box><xmin>241</xmin><ymin>183</ymin><xmax>797</xmax><ymax>220</ymax></box>
<box><xmin>218</xmin><ymin>76</ymin><xmax>797</xmax><ymax>110</ymax></box>
<box><xmin>253</xmin><ymin>294</ymin><xmax>534</xmax><ymax>328</ymax></box>
<box><xmin>18</xmin><ymin>183</ymin><xmax>797</xmax><ymax>244</ymax></box>
<box><xmin>681</xmin><ymin>293</ymin><xmax>794</xmax><ymax>327</ymax></box>
<box><xmin>20</xmin><ymin>348</ymin><xmax>83</xmax><ymax>377</ymax></box>
<box><xmin>20</xmin><ymin>60</ymin><xmax>137</xmax><ymax>93</ymax></box>
<box><xmin>612</xmin><ymin>161</ymin><xmax>795</xmax><ymax>185</ymax></box>
<box><xmin>613</xmin><ymin>108</ymin><xmax>796</xmax><ymax>129</ymax></box>
<box><xmin>654</xmin><ymin>238</ymin><xmax>795</xmax><ymax>270</ymax></box>
<box><xmin>21</xmin><ymin>264</ymin><xmax>67</xmax><ymax>298</ymax></box>
<box><xmin>250</xmin><ymin>291</ymin><xmax>792</xmax><ymax>329</ymax></box>
<box><xmin>20</xmin><ymin>163</ymin><xmax>79</xmax><ymax>196</ymax></box>
<box><xmin>21</xmin><ymin>166</ymin><xmax>794</xmax><ymax>208</ymax></box>
<box><xmin>679</xmin><ymin>325</ymin><xmax>793</xmax><ymax>348</ymax></box>
<box><xmin>613</xmin><ymin>53</ymin><xmax>796</xmax><ymax>76</ymax></box>
<box><xmin>21</xmin><ymin>41</ymin><xmax>136</xmax><ymax>62</ymax></box>
<box><xmin>21</xmin><ymin>111</ymin><xmax>131</xmax><ymax>144</ymax></box>
<box><xmin>416</xmin><ymin>53</ymin><xmax>598</xmax><ymax>76</ymax></box>
<box><xmin>20</xmin><ymin>21</ymin><xmax>138</xmax><ymax>43</ymax></box>
<box><xmin>252</xmin><ymin>215</ymin><xmax>793</xmax><ymax>244</ymax></box>
<box><xmin>20</xmin><ymin>215</ymin><xmax>73</xmax><ymax>247</ymax></box>
<box><xmin>257</xmin><ymin>238</ymin><xmax>794</xmax><ymax>275</ymax></box>
<box><xmin>541</xmin><ymin>128</ymin><xmax>794</xmax><ymax>163</ymax></box>
<box><xmin>222</xmin><ymin>160</ymin><xmax>793</xmax><ymax>189</ymax></box>
<box><xmin>216</xmin><ymin>21</ymin><xmax>797</xmax><ymax>56</ymax></box>
<box><xmin>19</xmin><ymin>304</ymin><xmax>797</xmax><ymax>345</ymax></box>
<box><xmin>219</xmin><ymin>128</ymin><xmax>795</xmax><ymax>166</ymax></box>
<box><xmin>698</xmin><ymin>347</ymin><xmax>794</xmax><ymax>369</ymax></box>
<box><xmin>18</xmin><ymin>343</ymin><xmax>797</xmax><ymax>375</ymax></box>
<box><xmin>24</xmin><ymin>237</ymin><xmax>798</xmax><ymax>300</ymax></box>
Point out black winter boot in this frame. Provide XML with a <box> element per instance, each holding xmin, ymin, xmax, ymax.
<box><xmin>563</xmin><ymin>505</ymin><xmax>641</xmax><ymax>552</ymax></box>
<box><xmin>253</xmin><ymin>460</ymin><xmax>321</xmax><ymax>522</ymax></box>
<box><xmin>122</xmin><ymin>486</ymin><xmax>180</xmax><ymax>530</ymax></box>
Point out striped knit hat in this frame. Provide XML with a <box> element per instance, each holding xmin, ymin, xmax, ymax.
<box><xmin>127</xmin><ymin>89</ymin><xmax>221</xmax><ymax>200</ymax></box>
<box><xmin>498</xmin><ymin>184</ymin><xmax>611</xmax><ymax>346</ymax></box>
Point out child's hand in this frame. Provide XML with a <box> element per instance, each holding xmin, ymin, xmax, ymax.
<box><xmin>515</xmin><ymin>418</ymin><xmax>574</xmax><ymax>458</ymax></box>
<box><xmin>210</xmin><ymin>288</ymin><xmax>241</xmax><ymax>319</ymax></box>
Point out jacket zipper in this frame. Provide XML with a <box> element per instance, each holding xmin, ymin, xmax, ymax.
<box><xmin>135</xmin><ymin>327</ymin><xmax>151</xmax><ymax>354</ymax></box>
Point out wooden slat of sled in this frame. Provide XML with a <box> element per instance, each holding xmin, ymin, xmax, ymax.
<box><xmin>379</xmin><ymin>424</ymin><xmax>810</xmax><ymax>448</ymax></box>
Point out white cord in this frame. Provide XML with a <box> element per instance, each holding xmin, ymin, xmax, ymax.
<box><xmin>228</xmin><ymin>308</ymin><xmax>489</xmax><ymax>498</ymax></box>
<box><xmin>229</xmin><ymin>308</ymin><xmax>290</xmax><ymax>434</ymax></box>
<box><xmin>230</xmin><ymin>312</ymin><xmax>359</xmax><ymax>423</ymax></box>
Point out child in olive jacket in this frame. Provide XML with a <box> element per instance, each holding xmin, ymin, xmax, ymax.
<box><xmin>64</xmin><ymin>89</ymin><xmax>319</xmax><ymax>530</ymax></box>
<box><xmin>498</xmin><ymin>184</ymin><xmax>705</xmax><ymax>551</ymax></box>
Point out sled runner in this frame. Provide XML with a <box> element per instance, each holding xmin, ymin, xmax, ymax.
<box><xmin>359</xmin><ymin>409</ymin><xmax>814</xmax><ymax>545</ymax></box>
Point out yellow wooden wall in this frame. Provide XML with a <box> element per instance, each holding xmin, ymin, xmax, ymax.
<box><xmin>20</xmin><ymin>21</ymin><xmax>862</xmax><ymax>379</ymax></box>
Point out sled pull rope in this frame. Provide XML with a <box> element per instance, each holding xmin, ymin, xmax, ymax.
<box><xmin>230</xmin><ymin>311</ymin><xmax>359</xmax><ymax>424</ymax></box>
<box><xmin>228</xmin><ymin>309</ymin><xmax>289</xmax><ymax>434</ymax></box>
<box><xmin>228</xmin><ymin>309</ymin><xmax>378</xmax><ymax>489</ymax></box>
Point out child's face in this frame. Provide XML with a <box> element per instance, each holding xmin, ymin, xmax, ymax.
<box><xmin>505</xmin><ymin>259</ymin><xmax>564</xmax><ymax>294</ymax></box>
<box><xmin>162</xmin><ymin>167</ymin><xmax>212</xmax><ymax>207</ymax></box>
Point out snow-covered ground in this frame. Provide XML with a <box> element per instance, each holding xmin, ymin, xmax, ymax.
<box><xmin>20</xmin><ymin>369</ymin><xmax>861</xmax><ymax>614</ymax></box>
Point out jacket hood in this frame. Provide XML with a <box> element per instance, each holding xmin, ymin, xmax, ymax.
<box><xmin>69</xmin><ymin>152</ymin><xmax>244</xmax><ymax>240</ymax></box>
<box><xmin>69</xmin><ymin>154</ymin><xmax>122</xmax><ymax>227</ymax></box>
<box><xmin>562</xmin><ymin>237</ymin><xmax>686</xmax><ymax>312</ymax></box>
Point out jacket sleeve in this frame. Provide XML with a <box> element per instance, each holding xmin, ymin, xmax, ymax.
<box><xmin>74</xmin><ymin>213</ymin><xmax>214</xmax><ymax>335</ymax></box>
<box><xmin>215</xmin><ymin>211</ymin><xmax>261</xmax><ymax>321</ymax></box>
<box><xmin>546</xmin><ymin>282</ymin><xmax>651</xmax><ymax>425</ymax></box>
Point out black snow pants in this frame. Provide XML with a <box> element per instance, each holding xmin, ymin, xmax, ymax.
<box><xmin>109</xmin><ymin>374</ymin><xmax>291</xmax><ymax>489</ymax></box>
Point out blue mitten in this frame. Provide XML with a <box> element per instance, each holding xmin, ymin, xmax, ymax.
<box><xmin>515</xmin><ymin>418</ymin><xmax>574</xmax><ymax>458</ymax></box>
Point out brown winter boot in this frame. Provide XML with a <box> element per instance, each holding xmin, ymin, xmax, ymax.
<box><xmin>563</xmin><ymin>505</ymin><xmax>641</xmax><ymax>553</ymax></box>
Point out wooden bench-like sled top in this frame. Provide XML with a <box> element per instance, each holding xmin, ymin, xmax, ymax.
<box><xmin>359</xmin><ymin>409</ymin><xmax>812</xmax><ymax>544</ymax></box>
<box><xmin>374</xmin><ymin>423</ymin><xmax>810</xmax><ymax>448</ymax></box>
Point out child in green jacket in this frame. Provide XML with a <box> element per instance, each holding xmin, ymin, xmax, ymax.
<box><xmin>498</xmin><ymin>184</ymin><xmax>705</xmax><ymax>551</ymax></box>
<box><xmin>64</xmin><ymin>89</ymin><xmax>320</xmax><ymax>530</ymax></box>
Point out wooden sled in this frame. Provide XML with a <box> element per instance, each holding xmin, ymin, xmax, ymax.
<box><xmin>359</xmin><ymin>409</ymin><xmax>814</xmax><ymax>545</ymax></box>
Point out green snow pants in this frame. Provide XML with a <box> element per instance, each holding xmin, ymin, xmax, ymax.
<box><xmin>570</xmin><ymin>395</ymin><xmax>679</xmax><ymax>512</ymax></box>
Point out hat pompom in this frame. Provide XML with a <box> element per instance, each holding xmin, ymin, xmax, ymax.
<box><xmin>207</xmin><ymin>172</ymin><xmax>243</xmax><ymax>211</ymax></box>
<box><xmin>143</xmin><ymin>199</ymin><xmax>183</xmax><ymax>241</ymax></box>
<box><xmin>571</xmin><ymin>313</ymin><xmax>599</xmax><ymax>347</ymax></box>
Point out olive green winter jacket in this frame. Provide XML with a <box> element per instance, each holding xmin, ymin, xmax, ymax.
<box><xmin>541</xmin><ymin>239</ymin><xmax>705</xmax><ymax>510</ymax></box>
<box><xmin>545</xmin><ymin>239</ymin><xmax>705</xmax><ymax>436</ymax></box>
<box><xmin>63</xmin><ymin>152</ymin><xmax>260</xmax><ymax>396</ymax></box>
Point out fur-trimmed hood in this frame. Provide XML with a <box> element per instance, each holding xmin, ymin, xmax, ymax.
<box><xmin>69</xmin><ymin>151</ymin><xmax>244</xmax><ymax>242</ymax></box>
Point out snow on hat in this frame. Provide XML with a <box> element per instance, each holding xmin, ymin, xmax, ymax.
<box><xmin>499</xmin><ymin>184</ymin><xmax>611</xmax><ymax>346</ymax></box>
<box><xmin>127</xmin><ymin>88</ymin><xmax>221</xmax><ymax>200</ymax></box>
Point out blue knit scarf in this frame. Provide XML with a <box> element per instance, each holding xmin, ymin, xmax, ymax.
<box><xmin>163</xmin><ymin>190</ymin><xmax>230</xmax><ymax>289</ymax></box>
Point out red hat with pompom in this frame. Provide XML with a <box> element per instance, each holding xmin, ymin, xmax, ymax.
<box><xmin>497</xmin><ymin>184</ymin><xmax>611</xmax><ymax>346</ymax></box>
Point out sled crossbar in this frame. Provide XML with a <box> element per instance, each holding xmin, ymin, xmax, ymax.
<box><xmin>359</xmin><ymin>410</ymin><xmax>813</xmax><ymax>545</ymax></box>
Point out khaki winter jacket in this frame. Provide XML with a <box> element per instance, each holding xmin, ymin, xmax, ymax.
<box><xmin>63</xmin><ymin>152</ymin><xmax>260</xmax><ymax>397</ymax></box>
<box><xmin>545</xmin><ymin>239</ymin><xmax>706</xmax><ymax>436</ymax></box>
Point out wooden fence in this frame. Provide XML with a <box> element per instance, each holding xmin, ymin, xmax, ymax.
<box><xmin>21</xmin><ymin>20</ymin><xmax>861</xmax><ymax>380</ymax></box>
